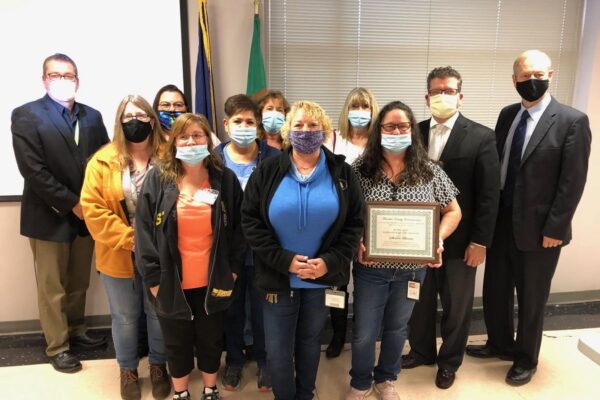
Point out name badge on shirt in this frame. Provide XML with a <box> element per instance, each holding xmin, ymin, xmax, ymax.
<box><xmin>193</xmin><ymin>188</ymin><xmax>219</xmax><ymax>205</ymax></box>
<box><xmin>325</xmin><ymin>289</ymin><xmax>346</xmax><ymax>309</ymax></box>
<box><xmin>407</xmin><ymin>280</ymin><xmax>420</xmax><ymax>301</ymax></box>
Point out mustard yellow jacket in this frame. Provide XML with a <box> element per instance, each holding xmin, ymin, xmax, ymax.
<box><xmin>81</xmin><ymin>143</ymin><xmax>135</xmax><ymax>278</ymax></box>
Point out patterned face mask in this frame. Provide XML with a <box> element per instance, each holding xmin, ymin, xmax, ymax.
<box><xmin>289</xmin><ymin>130</ymin><xmax>324</xmax><ymax>154</ymax></box>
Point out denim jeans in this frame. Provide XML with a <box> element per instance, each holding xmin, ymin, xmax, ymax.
<box><xmin>350</xmin><ymin>264</ymin><xmax>426</xmax><ymax>390</ymax></box>
<box><xmin>262</xmin><ymin>288</ymin><xmax>328</xmax><ymax>400</ymax></box>
<box><xmin>225</xmin><ymin>263</ymin><xmax>267</xmax><ymax>368</ymax></box>
<box><xmin>102</xmin><ymin>270</ymin><xmax>166</xmax><ymax>369</ymax></box>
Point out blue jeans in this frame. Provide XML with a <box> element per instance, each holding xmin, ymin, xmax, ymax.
<box><xmin>225</xmin><ymin>264</ymin><xmax>267</xmax><ymax>368</ymax></box>
<box><xmin>350</xmin><ymin>264</ymin><xmax>426</xmax><ymax>390</ymax></box>
<box><xmin>102</xmin><ymin>271</ymin><xmax>166</xmax><ymax>369</ymax></box>
<box><xmin>262</xmin><ymin>288</ymin><xmax>328</xmax><ymax>400</ymax></box>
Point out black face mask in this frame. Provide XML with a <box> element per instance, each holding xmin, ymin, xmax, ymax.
<box><xmin>122</xmin><ymin>120</ymin><xmax>152</xmax><ymax>143</ymax></box>
<box><xmin>516</xmin><ymin>79</ymin><xmax>549</xmax><ymax>102</ymax></box>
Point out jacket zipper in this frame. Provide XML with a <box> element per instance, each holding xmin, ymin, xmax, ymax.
<box><xmin>171</xmin><ymin>211</ymin><xmax>194</xmax><ymax>321</ymax></box>
<box><xmin>204</xmin><ymin>199</ymin><xmax>222</xmax><ymax>315</ymax></box>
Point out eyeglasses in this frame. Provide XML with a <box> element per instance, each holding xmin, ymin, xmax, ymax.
<box><xmin>176</xmin><ymin>133</ymin><xmax>208</xmax><ymax>143</ymax></box>
<box><xmin>122</xmin><ymin>113</ymin><xmax>151</xmax><ymax>123</ymax></box>
<box><xmin>381</xmin><ymin>123</ymin><xmax>411</xmax><ymax>133</ymax></box>
<box><xmin>428</xmin><ymin>88</ymin><xmax>460</xmax><ymax>96</ymax></box>
<box><xmin>46</xmin><ymin>73</ymin><xmax>78</xmax><ymax>82</ymax></box>
<box><xmin>158</xmin><ymin>101</ymin><xmax>186</xmax><ymax>111</ymax></box>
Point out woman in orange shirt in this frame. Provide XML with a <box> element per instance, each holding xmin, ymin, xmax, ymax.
<box><xmin>136</xmin><ymin>113</ymin><xmax>245</xmax><ymax>400</ymax></box>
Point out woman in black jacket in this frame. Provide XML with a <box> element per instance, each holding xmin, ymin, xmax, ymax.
<box><xmin>241</xmin><ymin>100</ymin><xmax>365</xmax><ymax>400</ymax></box>
<box><xmin>136</xmin><ymin>113</ymin><xmax>245</xmax><ymax>400</ymax></box>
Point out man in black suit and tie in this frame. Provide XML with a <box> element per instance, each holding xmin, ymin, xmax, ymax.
<box><xmin>12</xmin><ymin>53</ymin><xmax>110</xmax><ymax>373</ymax></box>
<box><xmin>402</xmin><ymin>66</ymin><xmax>500</xmax><ymax>389</ymax></box>
<box><xmin>465</xmin><ymin>50</ymin><xmax>592</xmax><ymax>385</ymax></box>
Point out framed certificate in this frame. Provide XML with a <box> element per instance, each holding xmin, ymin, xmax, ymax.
<box><xmin>364</xmin><ymin>201</ymin><xmax>440</xmax><ymax>264</ymax></box>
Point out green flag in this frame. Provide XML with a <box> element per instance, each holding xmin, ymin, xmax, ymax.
<box><xmin>246</xmin><ymin>13</ymin><xmax>267</xmax><ymax>100</ymax></box>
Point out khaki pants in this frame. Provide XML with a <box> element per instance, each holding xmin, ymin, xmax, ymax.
<box><xmin>29</xmin><ymin>235</ymin><xmax>94</xmax><ymax>356</ymax></box>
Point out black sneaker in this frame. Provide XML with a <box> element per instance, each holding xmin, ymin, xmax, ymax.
<box><xmin>221</xmin><ymin>365</ymin><xmax>243</xmax><ymax>391</ymax></box>
<box><xmin>257</xmin><ymin>368</ymin><xmax>272</xmax><ymax>392</ymax></box>
<box><xmin>202</xmin><ymin>387</ymin><xmax>220</xmax><ymax>400</ymax></box>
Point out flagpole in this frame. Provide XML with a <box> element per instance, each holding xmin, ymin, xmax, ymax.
<box><xmin>254</xmin><ymin>0</ymin><xmax>259</xmax><ymax>16</ymax></box>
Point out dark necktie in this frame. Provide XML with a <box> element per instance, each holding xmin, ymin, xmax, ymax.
<box><xmin>502</xmin><ymin>110</ymin><xmax>530</xmax><ymax>206</ymax></box>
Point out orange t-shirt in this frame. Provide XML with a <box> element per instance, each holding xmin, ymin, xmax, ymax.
<box><xmin>177</xmin><ymin>190</ymin><xmax>213</xmax><ymax>289</ymax></box>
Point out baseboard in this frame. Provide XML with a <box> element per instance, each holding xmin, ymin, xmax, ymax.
<box><xmin>0</xmin><ymin>315</ymin><xmax>111</xmax><ymax>335</ymax></box>
<box><xmin>1</xmin><ymin>290</ymin><xmax>599</xmax><ymax>335</ymax></box>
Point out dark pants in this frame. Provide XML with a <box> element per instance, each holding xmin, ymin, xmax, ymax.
<box><xmin>157</xmin><ymin>287</ymin><xmax>225</xmax><ymax>378</ymax></box>
<box><xmin>407</xmin><ymin>258</ymin><xmax>476</xmax><ymax>372</ymax></box>
<box><xmin>328</xmin><ymin>284</ymin><xmax>349</xmax><ymax>342</ymax></box>
<box><xmin>224</xmin><ymin>263</ymin><xmax>267</xmax><ymax>368</ymax></box>
<box><xmin>262</xmin><ymin>288</ymin><xmax>328</xmax><ymax>400</ymax></box>
<box><xmin>483</xmin><ymin>205</ymin><xmax>561</xmax><ymax>369</ymax></box>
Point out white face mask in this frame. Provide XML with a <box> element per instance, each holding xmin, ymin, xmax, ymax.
<box><xmin>47</xmin><ymin>79</ymin><xmax>77</xmax><ymax>102</ymax></box>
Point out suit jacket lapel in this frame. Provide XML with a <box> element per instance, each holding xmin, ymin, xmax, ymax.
<box><xmin>440</xmin><ymin>113</ymin><xmax>468</xmax><ymax>162</ymax></box>
<box><xmin>42</xmin><ymin>96</ymin><xmax>80</xmax><ymax>163</ymax></box>
<box><xmin>420</xmin><ymin>119</ymin><xmax>430</xmax><ymax>149</ymax></box>
<box><xmin>520</xmin><ymin>97</ymin><xmax>557</xmax><ymax>165</ymax></box>
<box><xmin>496</xmin><ymin>104</ymin><xmax>520</xmax><ymax>157</ymax></box>
<box><xmin>76</xmin><ymin>105</ymin><xmax>89</xmax><ymax>154</ymax></box>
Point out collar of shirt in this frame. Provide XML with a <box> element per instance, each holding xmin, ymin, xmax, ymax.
<box><xmin>429</xmin><ymin>110</ymin><xmax>460</xmax><ymax>133</ymax></box>
<box><xmin>517</xmin><ymin>93</ymin><xmax>551</xmax><ymax>124</ymax></box>
<box><xmin>48</xmin><ymin>95</ymin><xmax>80</xmax><ymax>123</ymax></box>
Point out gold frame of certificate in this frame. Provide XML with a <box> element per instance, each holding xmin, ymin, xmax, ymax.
<box><xmin>364</xmin><ymin>201</ymin><xmax>440</xmax><ymax>264</ymax></box>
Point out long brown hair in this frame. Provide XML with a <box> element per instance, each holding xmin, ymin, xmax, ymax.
<box><xmin>159</xmin><ymin>113</ymin><xmax>223</xmax><ymax>184</ymax></box>
<box><xmin>112</xmin><ymin>95</ymin><xmax>165</xmax><ymax>167</ymax></box>
<box><xmin>359</xmin><ymin>101</ymin><xmax>433</xmax><ymax>186</ymax></box>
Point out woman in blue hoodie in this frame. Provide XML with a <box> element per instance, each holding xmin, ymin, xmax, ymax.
<box><xmin>241</xmin><ymin>100</ymin><xmax>365</xmax><ymax>400</ymax></box>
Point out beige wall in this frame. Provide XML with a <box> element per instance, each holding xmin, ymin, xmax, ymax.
<box><xmin>1</xmin><ymin>1</ymin><xmax>598</xmax><ymax>328</ymax></box>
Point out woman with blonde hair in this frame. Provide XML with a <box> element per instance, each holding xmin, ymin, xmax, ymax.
<box><xmin>325</xmin><ymin>87</ymin><xmax>379</xmax><ymax>358</ymax></box>
<box><xmin>81</xmin><ymin>95</ymin><xmax>170</xmax><ymax>400</ymax></box>
<box><xmin>136</xmin><ymin>113</ymin><xmax>245</xmax><ymax>400</ymax></box>
<box><xmin>328</xmin><ymin>87</ymin><xmax>379</xmax><ymax>164</ymax></box>
<box><xmin>242</xmin><ymin>100</ymin><xmax>364</xmax><ymax>400</ymax></box>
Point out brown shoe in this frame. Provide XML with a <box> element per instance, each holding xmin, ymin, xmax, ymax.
<box><xmin>150</xmin><ymin>363</ymin><xmax>172</xmax><ymax>399</ymax></box>
<box><xmin>120</xmin><ymin>368</ymin><xmax>141</xmax><ymax>400</ymax></box>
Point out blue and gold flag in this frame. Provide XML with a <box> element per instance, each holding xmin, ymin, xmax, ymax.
<box><xmin>195</xmin><ymin>0</ymin><xmax>216</xmax><ymax>131</ymax></box>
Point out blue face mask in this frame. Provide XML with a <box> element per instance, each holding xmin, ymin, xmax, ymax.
<box><xmin>348</xmin><ymin>109</ymin><xmax>371</xmax><ymax>128</ymax></box>
<box><xmin>381</xmin><ymin>133</ymin><xmax>412</xmax><ymax>154</ymax></box>
<box><xmin>158</xmin><ymin>111</ymin><xmax>183</xmax><ymax>131</ymax></box>
<box><xmin>230</xmin><ymin>127</ymin><xmax>257</xmax><ymax>147</ymax></box>
<box><xmin>176</xmin><ymin>144</ymin><xmax>210</xmax><ymax>166</ymax></box>
<box><xmin>262</xmin><ymin>111</ymin><xmax>285</xmax><ymax>134</ymax></box>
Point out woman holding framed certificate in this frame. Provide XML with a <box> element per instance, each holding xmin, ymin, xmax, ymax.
<box><xmin>345</xmin><ymin>101</ymin><xmax>461</xmax><ymax>400</ymax></box>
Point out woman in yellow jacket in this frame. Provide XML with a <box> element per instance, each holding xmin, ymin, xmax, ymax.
<box><xmin>81</xmin><ymin>95</ymin><xmax>171</xmax><ymax>400</ymax></box>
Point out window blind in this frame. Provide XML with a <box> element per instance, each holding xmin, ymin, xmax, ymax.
<box><xmin>264</xmin><ymin>0</ymin><xmax>583</xmax><ymax>128</ymax></box>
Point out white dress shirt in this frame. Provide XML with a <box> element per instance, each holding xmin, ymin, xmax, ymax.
<box><xmin>428</xmin><ymin>111</ymin><xmax>460</xmax><ymax>161</ymax></box>
<box><xmin>500</xmin><ymin>94</ymin><xmax>551</xmax><ymax>188</ymax></box>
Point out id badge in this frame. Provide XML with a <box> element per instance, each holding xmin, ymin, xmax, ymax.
<box><xmin>325</xmin><ymin>289</ymin><xmax>346</xmax><ymax>309</ymax></box>
<box><xmin>193</xmin><ymin>188</ymin><xmax>219</xmax><ymax>205</ymax></box>
<box><xmin>407</xmin><ymin>280</ymin><xmax>420</xmax><ymax>301</ymax></box>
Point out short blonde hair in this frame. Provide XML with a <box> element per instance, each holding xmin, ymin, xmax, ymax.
<box><xmin>338</xmin><ymin>88</ymin><xmax>379</xmax><ymax>140</ymax></box>
<box><xmin>280</xmin><ymin>100</ymin><xmax>333</xmax><ymax>147</ymax></box>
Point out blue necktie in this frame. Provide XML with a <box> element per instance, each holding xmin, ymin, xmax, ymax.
<box><xmin>502</xmin><ymin>110</ymin><xmax>530</xmax><ymax>206</ymax></box>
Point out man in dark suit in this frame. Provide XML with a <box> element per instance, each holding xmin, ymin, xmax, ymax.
<box><xmin>402</xmin><ymin>66</ymin><xmax>500</xmax><ymax>389</ymax></box>
<box><xmin>12</xmin><ymin>53</ymin><xmax>110</xmax><ymax>373</ymax></box>
<box><xmin>465</xmin><ymin>50</ymin><xmax>592</xmax><ymax>385</ymax></box>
